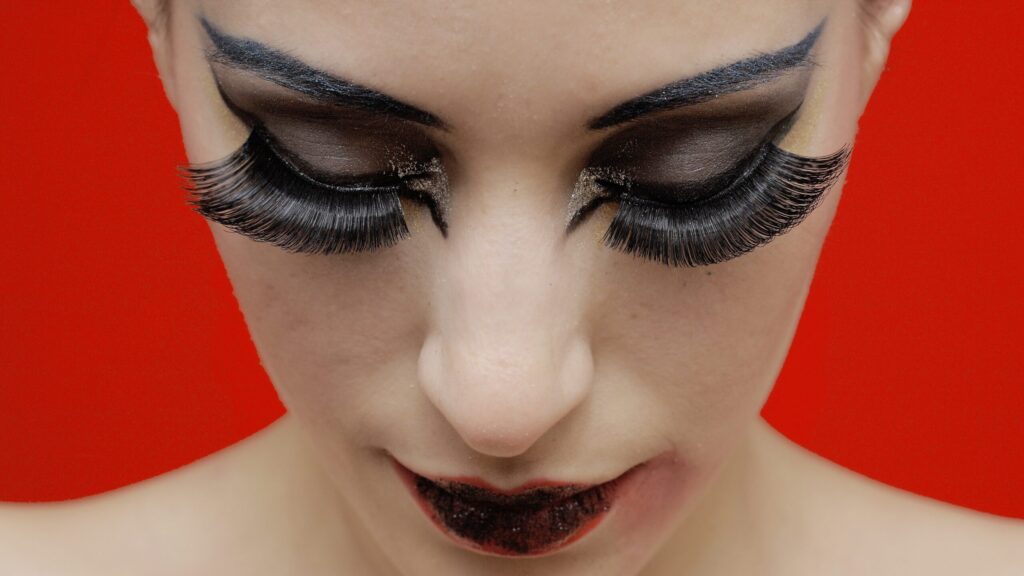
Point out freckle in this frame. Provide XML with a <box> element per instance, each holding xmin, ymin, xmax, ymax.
<box><xmin>706</xmin><ymin>271</ymin><xmax>713</xmax><ymax>276</ymax></box>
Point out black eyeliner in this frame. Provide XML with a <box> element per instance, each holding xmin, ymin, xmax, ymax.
<box><xmin>601</xmin><ymin>143</ymin><xmax>850</xmax><ymax>267</ymax></box>
<box><xmin>188</xmin><ymin>15</ymin><xmax>840</xmax><ymax>265</ymax></box>
<box><xmin>180</xmin><ymin>126</ymin><xmax>445</xmax><ymax>255</ymax></box>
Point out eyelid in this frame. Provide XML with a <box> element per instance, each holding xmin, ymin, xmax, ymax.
<box><xmin>596</xmin><ymin>99</ymin><xmax>805</xmax><ymax>199</ymax></box>
<box><xmin>251</xmin><ymin>125</ymin><xmax>416</xmax><ymax>192</ymax></box>
<box><xmin>251</xmin><ymin>123</ymin><xmax>452</xmax><ymax>199</ymax></box>
<box><xmin>599</xmin><ymin>142</ymin><xmax>773</xmax><ymax>208</ymax></box>
<box><xmin>211</xmin><ymin>81</ymin><xmax>392</xmax><ymax>189</ymax></box>
<box><xmin>248</xmin><ymin>123</ymin><xmax>451</xmax><ymax>236</ymax></box>
<box><xmin>211</xmin><ymin>73</ymin><xmax>443</xmax><ymax>188</ymax></box>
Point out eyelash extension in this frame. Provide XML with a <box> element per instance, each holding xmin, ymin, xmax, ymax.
<box><xmin>180</xmin><ymin>125</ymin><xmax>438</xmax><ymax>255</ymax></box>
<box><xmin>599</xmin><ymin>143</ymin><xmax>851</xmax><ymax>267</ymax></box>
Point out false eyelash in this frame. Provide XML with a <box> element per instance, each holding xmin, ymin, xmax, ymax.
<box><xmin>179</xmin><ymin>125</ymin><xmax>413</xmax><ymax>255</ymax></box>
<box><xmin>601</xmin><ymin>143</ymin><xmax>851</xmax><ymax>267</ymax></box>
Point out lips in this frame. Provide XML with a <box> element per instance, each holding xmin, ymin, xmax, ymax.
<box><xmin>393</xmin><ymin>459</ymin><xmax>635</xmax><ymax>556</ymax></box>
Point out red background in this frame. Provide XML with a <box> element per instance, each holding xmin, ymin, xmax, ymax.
<box><xmin>1</xmin><ymin>3</ymin><xmax>1021</xmax><ymax>517</ymax></box>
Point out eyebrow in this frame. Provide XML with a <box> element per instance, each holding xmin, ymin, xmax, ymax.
<box><xmin>587</xmin><ymin>21</ymin><xmax>825</xmax><ymax>130</ymax></box>
<box><xmin>199</xmin><ymin>17</ymin><xmax>448</xmax><ymax>130</ymax></box>
<box><xmin>200</xmin><ymin>15</ymin><xmax>822</xmax><ymax>134</ymax></box>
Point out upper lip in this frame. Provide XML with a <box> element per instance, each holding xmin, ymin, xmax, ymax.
<box><xmin>429</xmin><ymin>477</ymin><xmax>594</xmax><ymax>506</ymax></box>
<box><xmin>392</xmin><ymin>457</ymin><xmax>624</xmax><ymax>506</ymax></box>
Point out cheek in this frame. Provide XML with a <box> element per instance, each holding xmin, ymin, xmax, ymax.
<box><xmin>211</xmin><ymin>227</ymin><xmax>430</xmax><ymax>446</ymax></box>
<box><xmin>588</xmin><ymin>198</ymin><xmax>833</xmax><ymax>466</ymax></box>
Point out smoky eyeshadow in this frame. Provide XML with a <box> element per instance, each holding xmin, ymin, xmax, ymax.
<box><xmin>593</xmin><ymin>75</ymin><xmax>808</xmax><ymax>185</ymax></box>
<box><xmin>568</xmin><ymin>71</ymin><xmax>812</xmax><ymax>222</ymax></box>
<box><xmin>209</xmin><ymin>50</ymin><xmax>812</xmax><ymax>234</ymax></box>
<box><xmin>210</xmin><ymin>63</ymin><xmax>442</xmax><ymax>183</ymax></box>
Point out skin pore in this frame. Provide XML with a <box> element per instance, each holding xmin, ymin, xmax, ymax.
<box><xmin>2</xmin><ymin>0</ymin><xmax>1023</xmax><ymax>574</ymax></box>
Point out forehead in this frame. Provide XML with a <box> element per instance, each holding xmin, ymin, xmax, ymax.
<box><xmin>197</xmin><ymin>0</ymin><xmax>828</xmax><ymax>144</ymax></box>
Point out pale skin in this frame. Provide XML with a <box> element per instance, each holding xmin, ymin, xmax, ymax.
<box><xmin>2</xmin><ymin>0</ymin><xmax>1022</xmax><ymax>574</ymax></box>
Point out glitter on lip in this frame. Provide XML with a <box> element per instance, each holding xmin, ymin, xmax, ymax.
<box><xmin>392</xmin><ymin>459</ymin><xmax>637</xmax><ymax>557</ymax></box>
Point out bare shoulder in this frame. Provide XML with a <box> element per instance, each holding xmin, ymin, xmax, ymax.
<box><xmin>867</xmin><ymin>483</ymin><xmax>1024</xmax><ymax>576</ymax></box>
<box><xmin>754</xmin><ymin>420</ymin><xmax>1024</xmax><ymax>576</ymax></box>
<box><xmin>0</xmin><ymin>416</ymin><xmax>307</xmax><ymax>575</ymax></box>
<box><xmin>0</xmin><ymin>499</ymin><xmax>76</xmax><ymax>575</ymax></box>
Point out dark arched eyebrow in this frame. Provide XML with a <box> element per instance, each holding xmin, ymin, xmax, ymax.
<box><xmin>587</xmin><ymin>21</ymin><xmax>825</xmax><ymax>130</ymax></box>
<box><xmin>199</xmin><ymin>16</ymin><xmax>449</xmax><ymax>130</ymax></box>
<box><xmin>200</xmin><ymin>15</ymin><xmax>822</xmax><ymax>134</ymax></box>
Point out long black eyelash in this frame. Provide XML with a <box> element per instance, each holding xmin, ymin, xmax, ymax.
<box><xmin>179</xmin><ymin>126</ymin><xmax>411</xmax><ymax>255</ymax></box>
<box><xmin>602</xmin><ymin>143</ymin><xmax>851</xmax><ymax>267</ymax></box>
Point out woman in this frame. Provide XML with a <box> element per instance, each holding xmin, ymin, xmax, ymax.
<box><xmin>2</xmin><ymin>0</ymin><xmax>1021</xmax><ymax>574</ymax></box>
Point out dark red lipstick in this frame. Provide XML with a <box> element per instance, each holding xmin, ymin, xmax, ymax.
<box><xmin>393</xmin><ymin>459</ymin><xmax>636</xmax><ymax>556</ymax></box>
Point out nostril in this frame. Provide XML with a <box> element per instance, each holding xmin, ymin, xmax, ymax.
<box><xmin>416</xmin><ymin>332</ymin><xmax>594</xmax><ymax>459</ymax></box>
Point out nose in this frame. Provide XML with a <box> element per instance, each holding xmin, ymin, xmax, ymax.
<box><xmin>417</xmin><ymin>209</ymin><xmax>594</xmax><ymax>459</ymax></box>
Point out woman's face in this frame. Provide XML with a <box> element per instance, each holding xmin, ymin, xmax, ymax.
<box><xmin>153</xmin><ymin>0</ymin><xmax>878</xmax><ymax>573</ymax></box>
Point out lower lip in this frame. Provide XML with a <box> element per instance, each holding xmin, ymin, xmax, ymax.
<box><xmin>392</xmin><ymin>459</ymin><xmax>646</xmax><ymax>557</ymax></box>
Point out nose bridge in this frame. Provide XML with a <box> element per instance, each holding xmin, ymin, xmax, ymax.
<box><xmin>417</xmin><ymin>191</ymin><xmax>593</xmax><ymax>459</ymax></box>
<box><xmin>443</xmin><ymin>164</ymin><xmax>576</xmax><ymax>369</ymax></box>
<box><xmin>450</xmin><ymin>217</ymin><xmax>559</xmax><ymax>345</ymax></box>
